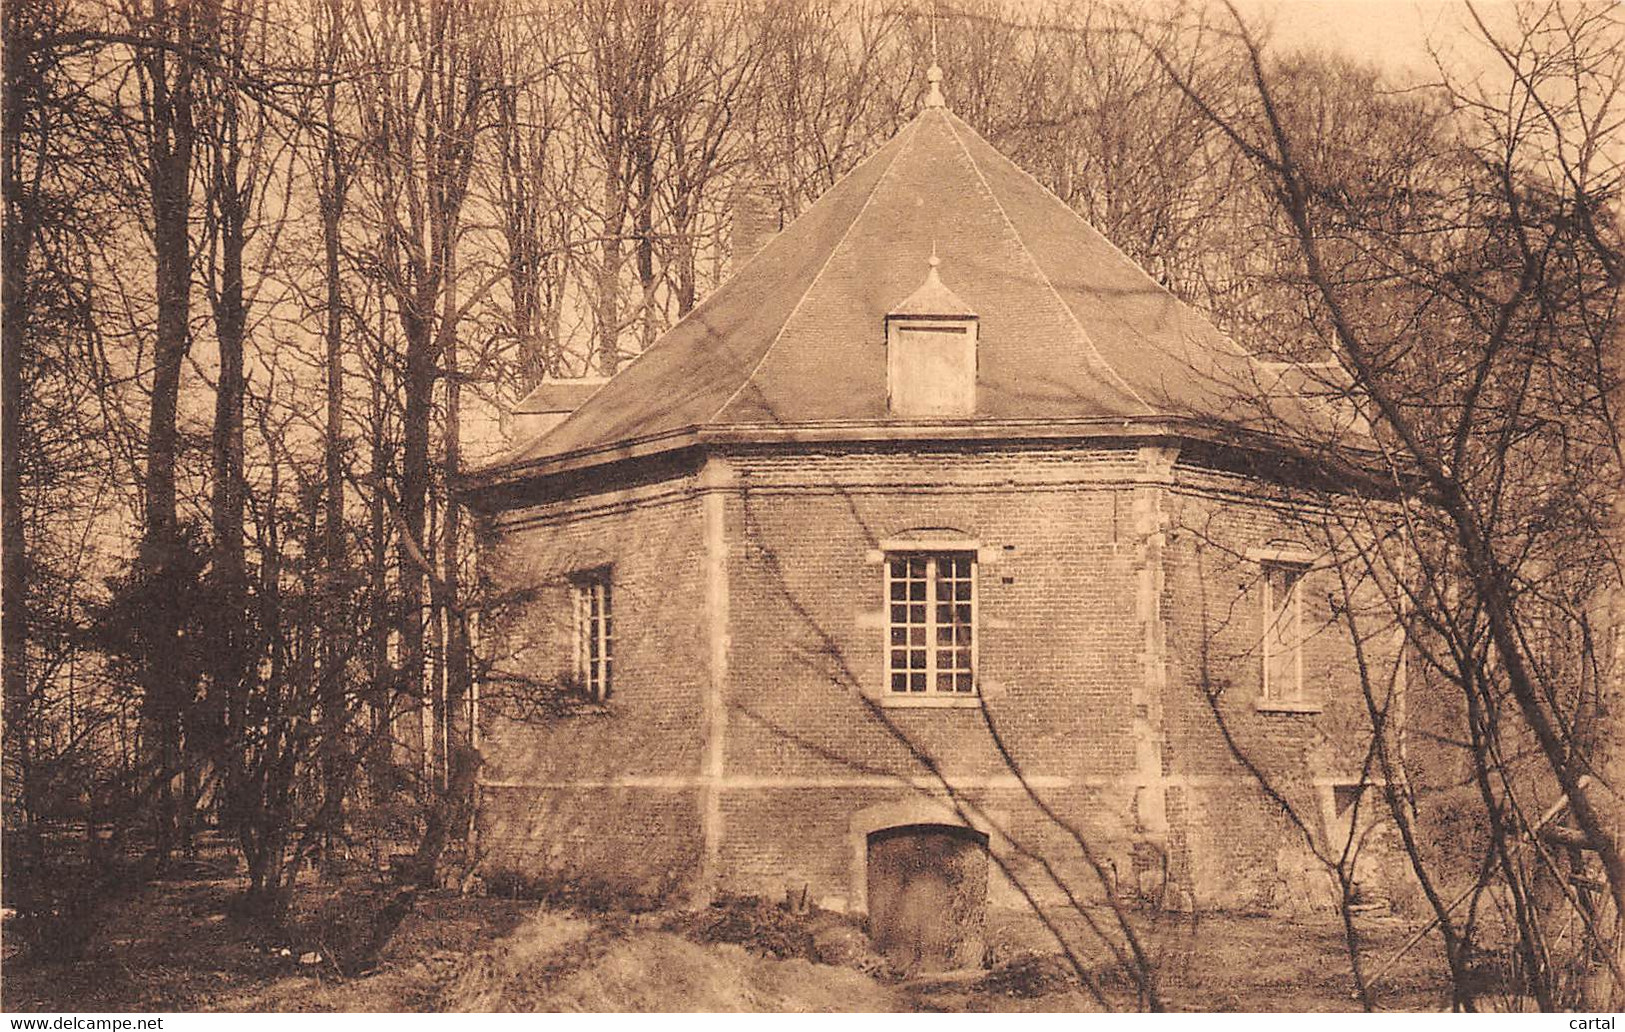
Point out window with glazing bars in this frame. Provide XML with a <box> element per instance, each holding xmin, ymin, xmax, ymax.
<box><xmin>887</xmin><ymin>552</ymin><xmax>975</xmax><ymax>694</ymax></box>
<box><xmin>574</xmin><ymin>571</ymin><xmax>612</xmax><ymax>702</ymax></box>
<box><xmin>1262</xmin><ymin>561</ymin><xmax>1305</xmax><ymax>700</ymax></box>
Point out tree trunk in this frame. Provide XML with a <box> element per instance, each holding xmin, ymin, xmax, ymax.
<box><xmin>413</xmin><ymin>242</ymin><xmax>476</xmax><ymax>886</ymax></box>
<box><xmin>596</xmin><ymin>191</ymin><xmax>623</xmax><ymax>375</ymax></box>
<box><xmin>368</xmin><ymin>313</ymin><xmax>390</xmax><ymax>762</ymax></box>
<box><xmin>137</xmin><ymin>0</ymin><xmax>201</xmax><ymax>864</ymax></box>
<box><xmin>2</xmin><ymin>0</ymin><xmax>37</xmax><ymax>837</ymax></box>
<box><xmin>1582</xmin><ymin>271</ymin><xmax>1625</xmax><ymax>1009</ymax></box>
<box><xmin>634</xmin><ymin>109</ymin><xmax>657</xmax><ymax>352</ymax></box>
<box><xmin>319</xmin><ymin>53</ymin><xmax>351</xmax><ymax>853</ymax></box>
<box><xmin>206</xmin><ymin>28</ymin><xmax>250</xmax><ymax>858</ymax></box>
<box><xmin>398</xmin><ymin>300</ymin><xmax>432</xmax><ymax>780</ymax></box>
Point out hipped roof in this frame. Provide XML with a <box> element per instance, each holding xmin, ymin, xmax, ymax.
<box><xmin>486</xmin><ymin>105</ymin><xmax>1346</xmax><ymax>483</ymax></box>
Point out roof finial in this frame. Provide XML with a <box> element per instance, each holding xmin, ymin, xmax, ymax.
<box><xmin>889</xmin><ymin>244</ymin><xmax>976</xmax><ymax>319</ymax></box>
<box><xmin>924</xmin><ymin>0</ymin><xmax>945</xmax><ymax>109</ymax></box>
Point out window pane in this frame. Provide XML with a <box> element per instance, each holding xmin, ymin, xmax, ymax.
<box><xmin>575</xmin><ymin>572</ymin><xmax>613</xmax><ymax>701</ymax></box>
<box><xmin>1263</xmin><ymin>562</ymin><xmax>1304</xmax><ymax>699</ymax></box>
<box><xmin>885</xmin><ymin>550</ymin><xmax>977</xmax><ymax>698</ymax></box>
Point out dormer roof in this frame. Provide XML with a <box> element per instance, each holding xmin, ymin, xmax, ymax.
<box><xmin>889</xmin><ymin>254</ymin><xmax>976</xmax><ymax>320</ymax></box>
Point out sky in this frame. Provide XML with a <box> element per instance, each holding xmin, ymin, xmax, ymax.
<box><xmin>1226</xmin><ymin>0</ymin><xmax>1520</xmax><ymax>81</ymax></box>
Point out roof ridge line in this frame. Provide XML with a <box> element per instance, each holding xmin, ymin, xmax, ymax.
<box><xmin>939</xmin><ymin>113</ymin><xmax>1155</xmax><ymax>414</ymax></box>
<box><xmin>706</xmin><ymin>115</ymin><xmax>924</xmax><ymax>426</ymax></box>
<box><xmin>944</xmin><ymin>110</ymin><xmax>1254</xmax><ymax>362</ymax></box>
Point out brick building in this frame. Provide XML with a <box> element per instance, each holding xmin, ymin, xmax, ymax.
<box><xmin>462</xmin><ymin>71</ymin><xmax>1404</xmax><ymax>945</ymax></box>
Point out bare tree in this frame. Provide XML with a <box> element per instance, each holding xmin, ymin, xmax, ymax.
<box><xmin>747</xmin><ymin>0</ymin><xmax>910</xmax><ymax>216</ymax></box>
<box><xmin>1136</xmin><ymin>0</ymin><xmax>1624</xmax><ymax>1008</ymax></box>
<box><xmin>345</xmin><ymin>0</ymin><xmax>499</xmax><ymax>883</ymax></box>
<box><xmin>123</xmin><ymin>0</ymin><xmax>209</xmax><ymax>865</ymax></box>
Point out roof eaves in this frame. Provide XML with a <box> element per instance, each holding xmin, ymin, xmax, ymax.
<box><xmin>459</xmin><ymin>413</ymin><xmax>1400</xmax><ymax>506</ymax></box>
<box><xmin>459</xmin><ymin>425</ymin><xmax>704</xmax><ymax>498</ymax></box>
<box><xmin>888</xmin><ymin>310</ymin><xmax>980</xmax><ymax>321</ymax></box>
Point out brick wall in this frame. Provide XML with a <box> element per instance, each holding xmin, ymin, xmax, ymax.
<box><xmin>1161</xmin><ymin>460</ymin><xmax>1410</xmax><ymax>907</ymax></box>
<box><xmin>714</xmin><ymin>441</ymin><xmax>1250</xmax><ymax>911</ymax></box>
<box><xmin>716</xmin><ymin>784</ymin><xmax>1136</xmax><ymax>913</ymax></box>
<box><xmin>721</xmin><ymin>442</ymin><xmax>1148</xmax><ymax>786</ymax></box>
<box><xmin>473</xmin><ymin>438</ymin><xmax>1420</xmax><ymax>913</ymax></box>
<box><xmin>475</xmin><ymin>466</ymin><xmax>709</xmax><ymax>898</ymax></box>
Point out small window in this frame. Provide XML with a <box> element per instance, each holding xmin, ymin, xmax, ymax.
<box><xmin>1262</xmin><ymin>561</ymin><xmax>1306</xmax><ymax>700</ymax></box>
<box><xmin>573</xmin><ymin>569</ymin><xmax>612</xmax><ymax>702</ymax></box>
<box><xmin>887</xmin><ymin>552</ymin><xmax>976</xmax><ymax>695</ymax></box>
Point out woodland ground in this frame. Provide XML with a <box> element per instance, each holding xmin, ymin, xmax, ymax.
<box><xmin>0</xmin><ymin>848</ymin><xmax>1453</xmax><ymax>1013</ymax></box>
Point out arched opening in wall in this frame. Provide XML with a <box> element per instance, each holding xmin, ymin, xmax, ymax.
<box><xmin>865</xmin><ymin>823</ymin><xmax>989</xmax><ymax>972</ymax></box>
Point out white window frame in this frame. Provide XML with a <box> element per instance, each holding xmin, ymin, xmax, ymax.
<box><xmin>883</xmin><ymin>548</ymin><xmax>978</xmax><ymax>706</ymax></box>
<box><xmin>572</xmin><ymin>568</ymin><xmax>612</xmax><ymax>702</ymax></box>
<box><xmin>1260</xmin><ymin>558</ymin><xmax>1311</xmax><ymax>709</ymax></box>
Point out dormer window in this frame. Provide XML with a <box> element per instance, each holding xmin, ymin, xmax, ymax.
<box><xmin>886</xmin><ymin>254</ymin><xmax>977</xmax><ymax>417</ymax></box>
